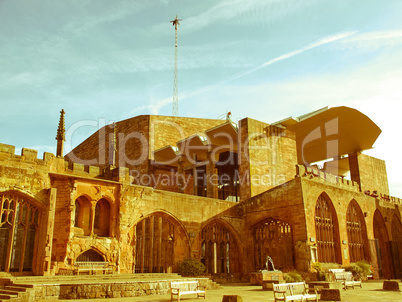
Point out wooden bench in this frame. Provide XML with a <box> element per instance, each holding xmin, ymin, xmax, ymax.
<box><xmin>74</xmin><ymin>261</ymin><xmax>113</xmax><ymax>275</ymax></box>
<box><xmin>332</xmin><ymin>271</ymin><xmax>362</xmax><ymax>290</ymax></box>
<box><xmin>170</xmin><ymin>280</ymin><xmax>206</xmax><ymax>302</ymax></box>
<box><xmin>273</xmin><ymin>281</ymin><xmax>318</xmax><ymax>302</ymax></box>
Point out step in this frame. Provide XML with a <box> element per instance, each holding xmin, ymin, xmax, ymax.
<box><xmin>8</xmin><ymin>284</ymin><xmax>33</xmax><ymax>289</ymax></box>
<box><xmin>4</xmin><ymin>286</ymin><xmax>27</xmax><ymax>292</ymax></box>
<box><xmin>0</xmin><ymin>294</ymin><xmax>12</xmax><ymax>300</ymax></box>
<box><xmin>0</xmin><ymin>290</ymin><xmax>18</xmax><ymax>296</ymax></box>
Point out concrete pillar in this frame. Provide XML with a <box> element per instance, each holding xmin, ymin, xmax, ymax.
<box><xmin>177</xmin><ymin>156</ymin><xmax>185</xmax><ymax>193</ymax></box>
<box><xmin>206</xmin><ymin>151</ymin><xmax>218</xmax><ymax>199</ymax></box>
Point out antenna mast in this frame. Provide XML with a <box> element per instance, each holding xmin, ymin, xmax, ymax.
<box><xmin>171</xmin><ymin>15</ymin><xmax>182</xmax><ymax>116</ymax></box>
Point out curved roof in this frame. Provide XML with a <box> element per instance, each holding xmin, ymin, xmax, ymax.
<box><xmin>282</xmin><ymin>106</ymin><xmax>381</xmax><ymax>164</ymax></box>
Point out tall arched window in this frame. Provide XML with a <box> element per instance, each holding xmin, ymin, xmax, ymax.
<box><xmin>252</xmin><ymin>219</ymin><xmax>293</xmax><ymax>271</ymax></box>
<box><xmin>373</xmin><ymin>210</ymin><xmax>393</xmax><ymax>278</ymax></box>
<box><xmin>200</xmin><ymin>221</ymin><xmax>241</xmax><ymax>274</ymax></box>
<box><xmin>315</xmin><ymin>193</ymin><xmax>340</xmax><ymax>263</ymax></box>
<box><xmin>94</xmin><ymin>198</ymin><xmax>110</xmax><ymax>237</ymax></box>
<box><xmin>135</xmin><ymin>213</ymin><xmax>178</xmax><ymax>273</ymax></box>
<box><xmin>346</xmin><ymin>201</ymin><xmax>366</xmax><ymax>262</ymax></box>
<box><xmin>391</xmin><ymin>215</ymin><xmax>402</xmax><ymax>279</ymax></box>
<box><xmin>0</xmin><ymin>193</ymin><xmax>39</xmax><ymax>273</ymax></box>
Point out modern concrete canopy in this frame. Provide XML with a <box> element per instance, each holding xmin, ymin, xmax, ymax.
<box><xmin>276</xmin><ymin>106</ymin><xmax>381</xmax><ymax>164</ymax></box>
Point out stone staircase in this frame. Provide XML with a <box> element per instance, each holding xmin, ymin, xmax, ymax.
<box><xmin>0</xmin><ymin>283</ymin><xmax>34</xmax><ymax>302</ymax></box>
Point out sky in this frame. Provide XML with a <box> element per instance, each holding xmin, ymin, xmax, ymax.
<box><xmin>0</xmin><ymin>0</ymin><xmax>401</xmax><ymax>196</ymax></box>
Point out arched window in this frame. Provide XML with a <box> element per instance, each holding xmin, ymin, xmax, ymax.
<box><xmin>0</xmin><ymin>193</ymin><xmax>39</xmax><ymax>273</ymax></box>
<box><xmin>391</xmin><ymin>215</ymin><xmax>402</xmax><ymax>279</ymax></box>
<box><xmin>315</xmin><ymin>193</ymin><xmax>341</xmax><ymax>263</ymax></box>
<box><xmin>252</xmin><ymin>219</ymin><xmax>293</xmax><ymax>271</ymax></box>
<box><xmin>74</xmin><ymin>196</ymin><xmax>91</xmax><ymax>236</ymax></box>
<box><xmin>94</xmin><ymin>198</ymin><xmax>110</xmax><ymax>237</ymax></box>
<box><xmin>373</xmin><ymin>210</ymin><xmax>393</xmax><ymax>278</ymax></box>
<box><xmin>200</xmin><ymin>221</ymin><xmax>241</xmax><ymax>274</ymax></box>
<box><xmin>346</xmin><ymin>201</ymin><xmax>366</xmax><ymax>262</ymax></box>
<box><xmin>135</xmin><ymin>213</ymin><xmax>177</xmax><ymax>273</ymax></box>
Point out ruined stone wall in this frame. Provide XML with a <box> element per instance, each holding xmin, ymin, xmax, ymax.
<box><xmin>297</xmin><ymin>165</ymin><xmax>401</xmax><ymax>277</ymax></box>
<box><xmin>349</xmin><ymin>152</ymin><xmax>390</xmax><ymax>195</ymax></box>
<box><xmin>238</xmin><ymin>118</ymin><xmax>298</xmax><ymax>200</ymax></box>
<box><xmin>118</xmin><ymin>184</ymin><xmax>237</xmax><ymax>273</ymax></box>
<box><xmin>0</xmin><ymin>144</ymin><xmax>61</xmax><ymax>275</ymax></box>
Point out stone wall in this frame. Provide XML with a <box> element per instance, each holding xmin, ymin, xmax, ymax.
<box><xmin>237</xmin><ymin>118</ymin><xmax>297</xmax><ymax>200</ymax></box>
<box><xmin>349</xmin><ymin>152</ymin><xmax>389</xmax><ymax>195</ymax></box>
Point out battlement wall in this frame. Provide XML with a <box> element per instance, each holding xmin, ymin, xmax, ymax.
<box><xmin>296</xmin><ymin>164</ymin><xmax>401</xmax><ymax>205</ymax></box>
<box><xmin>296</xmin><ymin>164</ymin><xmax>360</xmax><ymax>192</ymax></box>
<box><xmin>0</xmin><ymin>143</ymin><xmax>132</xmax><ymax>185</ymax></box>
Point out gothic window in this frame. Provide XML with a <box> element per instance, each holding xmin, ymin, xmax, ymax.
<box><xmin>94</xmin><ymin>198</ymin><xmax>110</xmax><ymax>237</ymax></box>
<box><xmin>373</xmin><ymin>210</ymin><xmax>392</xmax><ymax>278</ymax></box>
<box><xmin>252</xmin><ymin>219</ymin><xmax>293</xmax><ymax>271</ymax></box>
<box><xmin>391</xmin><ymin>215</ymin><xmax>402</xmax><ymax>279</ymax></box>
<box><xmin>346</xmin><ymin>201</ymin><xmax>365</xmax><ymax>262</ymax></box>
<box><xmin>315</xmin><ymin>194</ymin><xmax>340</xmax><ymax>263</ymax></box>
<box><xmin>200</xmin><ymin>221</ymin><xmax>240</xmax><ymax>274</ymax></box>
<box><xmin>135</xmin><ymin>214</ymin><xmax>176</xmax><ymax>273</ymax></box>
<box><xmin>0</xmin><ymin>193</ymin><xmax>39</xmax><ymax>273</ymax></box>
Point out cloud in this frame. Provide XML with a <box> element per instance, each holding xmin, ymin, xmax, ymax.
<box><xmin>339</xmin><ymin>29</ymin><xmax>402</xmax><ymax>50</ymax></box>
<box><xmin>132</xmin><ymin>30</ymin><xmax>358</xmax><ymax>115</ymax></box>
<box><xmin>231</xmin><ymin>31</ymin><xmax>357</xmax><ymax>79</ymax></box>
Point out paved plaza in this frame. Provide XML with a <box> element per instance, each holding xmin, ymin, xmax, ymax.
<box><xmin>50</xmin><ymin>280</ymin><xmax>401</xmax><ymax>302</ymax></box>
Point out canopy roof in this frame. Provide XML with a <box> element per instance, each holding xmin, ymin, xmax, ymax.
<box><xmin>274</xmin><ymin>106</ymin><xmax>381</xmax><ymax>164</ymax></box>
<box><xmin>153</xmin><ymin>121</ymin><xmax>238</xmax><ymax>167</ymax></box>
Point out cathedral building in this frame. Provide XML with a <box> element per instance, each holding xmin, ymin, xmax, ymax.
<box><xmin>0</xmin><ymin>106</ymin><xmax>401</xmax><ymax>280</ymax></box>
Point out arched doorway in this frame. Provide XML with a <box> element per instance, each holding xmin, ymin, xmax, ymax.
<box><xmin>373</xmin><ymin>210</ymin><xmax>393</xmax><ymax>278</ymax></box>
<box><xmin>315</xmin><ymin>193</ymin><xmax>341</xmax><ymax>263</ymax></box>
<box><xmin>134</xmin><ymin>212</ymin><xmax>188</xmax><ymax>273</ymax></box>
<box><xmin>199</xmin><ymin>220</ymin><xmax>242</xmax><ymax>275</ymax></box>
<box><xmin>346</xmin><ymin>200</ymin><xmax>369</xmax><ymax>262</ymax></box>
<box><xmin>252</xmin><ymin>218</ymin><xmax>293</xmax><ymax>271</ymax></box>
<box><xmin>391</xmin><ymin>215</ymin><xmax>402</xmax><ymax>279</ymax></box>
<box><xmin>0</xmin><ymin>192</ymin><xmax>40</xmax><ymax>272</ymax></box>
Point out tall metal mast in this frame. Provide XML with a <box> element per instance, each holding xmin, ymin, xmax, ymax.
<box><xmin>171</xmin><ymin>15</ymin><xmax>182</xmax><ymax>116</ymax></box>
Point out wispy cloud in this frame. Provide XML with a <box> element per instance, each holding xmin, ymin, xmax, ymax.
<box><xmin>151</xmin><ymin>0</ymin><xmax>307</xmax><ymax>35</ymax></box>
<box><xmin>133</xmin><ymin>30</ymin><xmax>358</xmax><ymax>115</ymax></box>
<box><xmin>339</xmin><ymin>29</ymin><xmax>402</xmax><ymax>50</ymax></box>
<box><xmin>233</xmin><ymin>31</ymin><xmax>357</xmax><ymax>79</ymax></box>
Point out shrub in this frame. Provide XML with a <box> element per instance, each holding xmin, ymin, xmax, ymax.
<box><xmin>356</xmin><ymin>260</ymin><xmax>372</xmax><ymax>277</ymax></box>
<box><xmin>312</xmin><ymin>262</ymin><xmax>322</xmax><ymax>273</ymax></box>
<box><xmin>284</xmin><ymin>271</ymin><xmax>303</xmax><ymax>283</ymax></box>
<box><xmin>311</xmin><ymin>262</ymin><xmax>326</xmax><ymax>281</ymax></box>
<box><xmin>177</xmin><ymin>258</ymin><xmax>206</xmax><ymax>276</ymax></box>
<box><xmin>345</xmin><ymin>260</ymin><xmax>372</xmax><ymax>279</ymax></box>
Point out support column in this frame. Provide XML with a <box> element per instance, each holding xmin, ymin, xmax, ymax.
<box><xmin>90</xmin><ymin>204</ymin><xmax>96</xmax><ymax>236</ymax></box>
<box><xmin>206</xmin><ymin>151</ymin><xmax>218</xmax><ymax>199</ymax></box>
<box><xmin>193</xmin><ymin>166</ymin><xmax>198</xmax><ymax>196</ymax></box>
<box><xmin>43</xmin><ymin>188</ymin><xmax>57</xmax><ymax>275</ymax></box>
<box><xmin>177</xmin><ymin>156</ymin><xmax>185</xmax><ymax>193</ymax></box>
